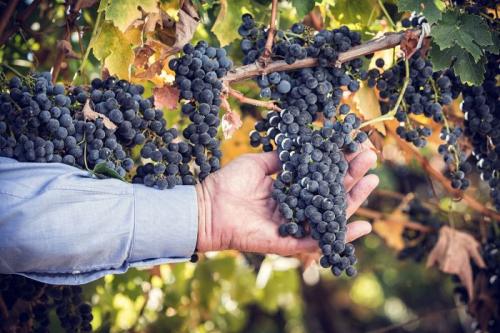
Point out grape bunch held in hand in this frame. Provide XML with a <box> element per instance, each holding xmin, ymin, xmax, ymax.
<box><xmin>241</xmin><ymin>14</ymin><xmax>369</xmax><ymax>277</ymax></box>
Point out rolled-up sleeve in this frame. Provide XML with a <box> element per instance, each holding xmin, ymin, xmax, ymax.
<box><xmin>0</xmin><ymin>157</ymin><xmax>198</xmax><ymax>285</ymax></box>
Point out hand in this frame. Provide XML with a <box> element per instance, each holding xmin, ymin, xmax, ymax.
<box><xmin>195</xmin><ymin>143</ymin><xmax>378</xmax><ymax>255</ymax></box>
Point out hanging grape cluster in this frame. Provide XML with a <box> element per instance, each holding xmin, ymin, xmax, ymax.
<box><xmin>240</xmin><ymin>14</ymin><xmax>370</xmax><ymax>277</ymax></box>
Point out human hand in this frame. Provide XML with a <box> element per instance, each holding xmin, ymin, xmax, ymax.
<box><xmin>195</xmin><ymin>143</ymin><xmax>378</xmax><ymax>255</ymax></box>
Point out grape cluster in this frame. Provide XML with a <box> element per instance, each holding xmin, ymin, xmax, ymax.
<box><xmin>0</xmin><ymin>73</ymin><xmax>199</xmax><ymax>189</ymax></box>
<box><xmin>363</xmin><ymin>52</ymin><xmax>472</xmax><ymax>190</ymax></box>
<box><xmin>243</xmin><ymin>14</ymin><xmax>368</xmax><ymax>277</ymax></box>
<box><xmin>461</xmin><ymin>52</ymin><xmax>500</xmax><ymax>209</ymax></box>
<box><xmin>169</xmin><ymin>41</ymin><xmax>232</xmax><ymax>180</ymax></box>
<box><xmin>0</xmin><ymin>72</ymin><xmax>214</xmax><ymax>331</ymax></box>
<box><xmin>0</xmin><ymin>275</ymin><xmax>92</xmax><ymax>333</ymax></box>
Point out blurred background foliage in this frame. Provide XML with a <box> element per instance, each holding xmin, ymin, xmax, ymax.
<box><xmin>0</xmin><ymin>0</ymin><xmax>493</xmax><ymax>332</ymax></box>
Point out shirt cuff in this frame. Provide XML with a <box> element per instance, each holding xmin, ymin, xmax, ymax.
<box><xmin>129</xmin><ymin>184</ymin><xmax>198</xmax><ymax>263</ymax></box>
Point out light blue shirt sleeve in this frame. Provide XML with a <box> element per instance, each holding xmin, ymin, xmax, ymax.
<box><xmin>0</xmin><ymin>157</ymin><xmax>198</xmax><ymax>285</ymax></box>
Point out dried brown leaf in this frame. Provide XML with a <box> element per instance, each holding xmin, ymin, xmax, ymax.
<box><xmin>426</xmin><ymin>226</ymin><xmax>486</xmax><ymax>299</ymax></box>
<box><xmin>82</xmin><ymin>99</ymin><xmax>117</xmax><ymax>130</ymax></box>
<box><xmin>171</xmin><ymin>1</ymin><xmax>199</xmax><ymax>49</ymax></box>
<box><xmin>153</xmin><ymin>85</ymin><xmax>180</xmax><ymax>110</ymax></box>
<box><xmin>134</xmin><ymin>45</ymin><xmax>155</xmax><ymax>68</ymax></box>
<box><xmin>401</xmin><ymin>30</ymin><xmax>421</xmax><ymax>59</ymax></box>
<box><xmin>222</xmin><ymin>111</ymin><xmax>242</xmax><ymax>139</ymax></box>
<box><xmin>57</xmin><ymin>40</ymin><xmax>80</xmax><ymax>59</ymax></box>
<box><xmin>133</xmin><ymin>59</ymin><xmax>163</xmax><ymax>80</ymax></box>
<box><xmin>144</xmin><ymin>12</ymin><xmax>162</xmax><ymax>34</ymax></box>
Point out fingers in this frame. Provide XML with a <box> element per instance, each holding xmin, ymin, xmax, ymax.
<box><xmin>346</xmin><ymin>174</ymin><xmax>379</xmax><ymax>217</ymax></box>
<box><xmin>251</xmin><ymin>151</ymin><xmax>281</xmax><ymax>176</ymax></box>
<box><xmin>273</xmin><ymin>237</ymin><xmax>318</xmax><ymax>256</ymax></box>
<box><xmin>346</xmin><ymin>220</ymin><xmax>372</xmax><ymax>242</ymax></box>
<box><xmin>271</xmin><ymin>220</ymin><xmax>372</xmax><ymax>256</ymax></box>
<box><xmin>344</xmin><ymin>149</ymin><xmax>377</xmax><ymax>192</ymax></box>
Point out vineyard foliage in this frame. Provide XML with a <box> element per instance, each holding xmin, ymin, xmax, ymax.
<box><xmin>0</xmin><ymin>0</ymin><xmax>499</xmax><ymax>332</ymax></box>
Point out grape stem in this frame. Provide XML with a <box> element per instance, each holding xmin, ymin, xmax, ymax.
<box><xmin>359</xmin><ymin>58</ymin><xmax>410</xmax><ymax>129</ymax></box>
<box><xmin>356</xmin><ymin>207</ymin><xmax>433</xmax><ymax>233</ymax></box>
<box><xmin>377</xmin><ymin>0</ymin><xmax>397</xmax><ymax>30</ymax></box>
<box><xmin>258</xmin><ymin>0</ymin><xmax>279</xmax><ymax>66</ymax></box>
<box><xmin>224</xmin><ymin>29</ymin><xmax>420</xmax><ymax>83</ymax></box>
<box><xmin>359</xmin><ymin>112</ymin><xmax>395</xmax><ymax>129</ymax></box>
<box><xmin>227</xmin><ymin>87</ymin><xmax>282</xmax><ymax>111</ymax></box>
<box><xmin>72</xmin><ymin>5</ymin><xmax>105</xmax><ymax>85</ymax></box>
<box><xmin>52</xmin><ymin>0</ymin><xmax>87</xmax><ymax>82</ymax></box>
<box><xmin>387</xmin><ymin>125</ymin><xmax>500</xmax><ymax>220</ymax></box>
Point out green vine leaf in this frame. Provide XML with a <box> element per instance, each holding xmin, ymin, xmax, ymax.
<box><xmin>397</xmin><ymin>0</ymin><xmax>445</xmax><ymax>25</ymax></box>
<box><xmin>292</xmin><ymin>0</ymin><xmax>316</xmax><ymax>18</ymax></box>
<box><xmin>432</xmin><ymin>11</ymin><xmax>493</xmax><ymax>62</ymax></box>
<box><xmin>211</xmin><ymin>0</ymin><xmax>246</xmax><ymax>46</ymax></box>
<box><xmin>105</xmin><ymin>0</ymin><xmax>158</xmax><ymax>32</ymax></box>
<box><xmin>429</xmin><ymin>42</ymin><xmax>485</xmax><ymax>85</ymax></box>
<box><xmin>92</xmin><ymin>162</ymin><xmax>125</xmax><ymax>181</ymax></box>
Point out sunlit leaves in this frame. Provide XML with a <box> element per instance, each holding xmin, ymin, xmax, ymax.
<box><xmin>105</xmin><ymin>0</ymin><xmax>158</xmax><ymax>32</ymax></box>
<box><xmin>291</xmin><ymin>0</ymin><xmax>316</xmax><ymax>18</ymax></box>
<box><xmin>92</xmin><ymin>22</ymin><xmax>134</xmax><ymax>79</ymax></box>
<box><xmin>211</xmin><ymin>0</ymin><xmax>246</xmax><ymax>46</ymax></box>
<box><xmin>432</xmin><ymin>11</ymin><xmax>493</xmax><ymax>62</ymax></box>
<box><xmin>429</xmin><ymin>42</ymin><xmax>486</xmax><ymax>85</ymax></box>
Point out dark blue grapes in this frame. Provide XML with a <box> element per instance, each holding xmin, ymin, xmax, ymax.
<box><xmin>243</xmin><ymin>15</ymin><xmax>368</xmax><ymax>277</ymax></box>
<box><xmin>170</xmin><ymin>41</ymin><xmax>231</xmax><ymax>180</ymax></box>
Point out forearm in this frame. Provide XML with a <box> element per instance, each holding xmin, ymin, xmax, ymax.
<box><xmin>0</xmin><ymin>157</ymin><xmax>198</xmax><ymax>285</ymax></box>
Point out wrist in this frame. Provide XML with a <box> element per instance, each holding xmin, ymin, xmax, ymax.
<box><xmin>195</xmin><ymin>180</ymin><xmax>212</xmax><ymax>252</ymax></box>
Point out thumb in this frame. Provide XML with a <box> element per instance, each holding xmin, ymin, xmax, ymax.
<box><xmin>251</xmin><ymin>151</ymin><xmax>282</xmax><ymax>175</ymax></box>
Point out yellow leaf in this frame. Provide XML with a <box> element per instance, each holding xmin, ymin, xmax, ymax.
<box><xmin>372</xmin><ymin>218</ymin><xmax>405</xmax><ymax>250</ymax></box>
<box><xmin>105</xmin><ymin>0</ymin><xmax>158</xmax><ymax>32</ymax></box>
<box><xmin>123</xmin><ymin>26</ymin><xmax>142</xmax><ymax>46</ymax></box>
<box><xmin>353</xmin><ymin>82</ymin><xmax>386</xmax><ymax>135</ymax></box>
<box><xmin>104</xmin><ymin>42</ymin><xmax>134</xmax><ymax>80</ymax></box>
<box><xmin>211</xmin><ymin>0</ymin><xmax>244</xmax><ymax>46</ymax></box>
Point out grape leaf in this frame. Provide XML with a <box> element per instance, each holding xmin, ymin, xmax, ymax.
<box><xmin>105</xmin><ymin>0</ymin><xmax>158</xmax><ymax>32</ymax></box>
<box><xmin>91</xmin><ymin>22</ymin><xmax>119</xmax><ymax>60</ymax></box>
<box><xmin>453</xmin><ymin>50</ymin><xmax>486</xmax><ymax>86</ymax></box>
<box><xmin>426</xmin><ymin>226</ymin><xmax>485</xmax><ymax>299</ymax></box>
<box><xmin>211</xmin><ymin>0</ymin><xmax>244</xmax><ymax>46</ymax></box>
<box><xmin>92</xmin><ymin>23</ymin><xmax>134</xmax><ymax>79</ymax></box>
<box><xmin>153</xmin><ymin>85</ymin><xmax>180</xmax><ymax>110</ymax></box>
<box><xmin>432</xmin><ymin>11</ymin><xmax>493</xmax><ymax>62</ymax></box>
<box><xmin>429</xmin><ymin>42</ymin><xmax>486</xmax><ymax>85</ymax></box>
<box><xmin>92</xmin><ymin>162</ymin><xmax>125</xmax><ymax>181</ymax></box>
<box><xmin>397</xmin><ymin>0</ymin><xmax>445</xmax><ymax>24</ymax></box>
<box><xmin>221</xmin><ymin>111</ymin><xmax>243</xmax><ymax>139</ymax></box>
<box><xmin>292</xmin><ymin>0</ymin><xmax>316</xmax><ymax>18</ymax></box>
<box><xmin>104</xmin><ymin>41</ymin><xmax>134</xmax><ymax>80</ymax></box>
<box><xmin>428</xmin><ymin>42</ymin><xmax>460</xmax><ymax>70</ymax></box>
<box><xmin>353</xmin><ymin>83</ymin><xmax>385</xmax><ymax>135</ymax></box>
<box><xmin>485</xmin><ymin>31</ymin><xmax>500</xmax><ymax>55</ymax></box>
<box><xmin>82</xmin><ymin>99</ymin><xmax>117</xmax><ymax>130</ymax></box>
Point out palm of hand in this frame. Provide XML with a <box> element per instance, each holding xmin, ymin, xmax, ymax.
<box><xmin>197</xmin><ymin>145</ymin><xmax>378</xmax><ymax>255</ymax></box>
